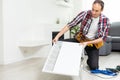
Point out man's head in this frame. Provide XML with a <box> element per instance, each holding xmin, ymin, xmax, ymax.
<box><xmin>91</xmin><ymin>0</ymin><xmax>104</xmax><ymax>18</ymax></box>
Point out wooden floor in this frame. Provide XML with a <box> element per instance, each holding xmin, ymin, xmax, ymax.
<box><xmin>0</xmin><ymin>51</ymin><xmax>120</xmax><ymax>80</ymax></box>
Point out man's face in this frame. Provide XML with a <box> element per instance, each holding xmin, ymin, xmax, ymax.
<box><xmin>91</xmin><ymin>3</ymin><xmax>103</xmax><ymax>18</ymax></box>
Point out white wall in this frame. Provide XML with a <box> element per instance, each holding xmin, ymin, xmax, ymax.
<box><xmin>2</xmin><ymin>0</ymin><xmax>56</xmax><ymax>64</ymax></box>
<box><xmin>0</xmin><ymin>0</ymin><xmax>4</xmax><ymax>64</ymax></box>
<box><xmin>103</xmin><ymin>0</ymin><xmax>120</xmax><ymax>22</ymax></box>
<box><xmin>1</xmin><ymin>0</ymin><xmax>82</xmax><ymax>64</ymax></box>
<box><xmin>82</xmin><ymin>0</ymin><xmax>120</xmax><ymax>22</ymax></box>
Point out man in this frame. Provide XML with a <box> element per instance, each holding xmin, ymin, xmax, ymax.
<box><xmin>53</xmin><ymin>0</ymin><xmax>110</xmax><ymax>70</ymax></box>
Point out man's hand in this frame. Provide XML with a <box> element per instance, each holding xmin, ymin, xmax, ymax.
<box><xmin>52</xmin><ymin>37</ymin><xmax>59</xmax><ymax>44</ymax></box>
<box><xmin>52</xmin><ymin>25</ymin><xmax>70</xmax><ymax>44</ymax></box>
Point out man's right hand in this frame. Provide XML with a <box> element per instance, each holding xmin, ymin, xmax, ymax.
<box><xmin>52</xmin><ymin>37</ymin><xmax>59</xmax><ymax>43</ymax></box>
<box><xmin>52</xmin><ymin>25</ymin><xmax>70</xmax><ymax>44</ymax></box>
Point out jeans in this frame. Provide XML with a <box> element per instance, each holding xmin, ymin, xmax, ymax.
<box><xmin>85</xmin><ymin>45</ymin><xmax>99</xmax><ymax>70</ymax></box>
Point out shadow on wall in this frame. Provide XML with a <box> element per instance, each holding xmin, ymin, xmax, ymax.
<box><xmin>19</xmin><ymin>46</ymin><xmax>43</xmax><ymax>57</ymax></box>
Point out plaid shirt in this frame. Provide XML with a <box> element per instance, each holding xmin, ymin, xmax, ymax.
<box><xmin>67</xmin><ymin>10</ymin><xmax>110</xmax><ymax>41</ymax></box>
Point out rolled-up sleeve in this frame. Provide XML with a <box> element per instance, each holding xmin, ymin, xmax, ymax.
<box><xmin>67</xmin><ymin>11</ymin><xmax>86</xmax><ymax>28</ymax></box>
<box><xmin>101</xmin><ymin>18</ymin><xmax>110</xmax><ymax>41</ymax></box>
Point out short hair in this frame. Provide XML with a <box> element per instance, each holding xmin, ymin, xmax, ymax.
<box><xmin>93</xmin><ymin>0</ymin><xmax>104</xmax><ymax>10</ymax></box>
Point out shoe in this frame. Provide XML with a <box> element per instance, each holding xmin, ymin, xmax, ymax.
<box><xmin>116</xmin><ymin>65</ymin><xmax>120</xmax><ymax>71</ymax></box>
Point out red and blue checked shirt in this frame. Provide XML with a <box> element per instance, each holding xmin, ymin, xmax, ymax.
<box><xmin>67</xmin><ymin>10</ymin><xmax>110</xmax><ymax>41</ymax></box>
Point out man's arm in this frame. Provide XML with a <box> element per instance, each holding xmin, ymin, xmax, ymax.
<box><xmin>52</xmin><ymin>25</ymin><xmax>70</xmax><ymax>43</ymax></box>
<box><xmin>81</xmin><ymin>38</ymin><xmax>103</xmax><ymax>46</ymax></box>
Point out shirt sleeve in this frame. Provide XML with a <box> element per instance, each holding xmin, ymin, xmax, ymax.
<box><xmin>67</xmin><ymin>11</ymin><xmax>86</xmax><ymax>28</ymax></box>
<box><xmin>101</xmin><ymin>18</ymin><xmax>110</xmax><ymax>41</ymax></box>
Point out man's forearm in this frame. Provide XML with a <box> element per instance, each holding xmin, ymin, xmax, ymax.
<box><xmin>87</xmin><ymin>38</ymin><xmax>103</xmax><ymax>45</ymax></box>
<box><xmin>55</xmin><ymin>25</ymin><xmax>70</xmax><ymax>39</ymax></box>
